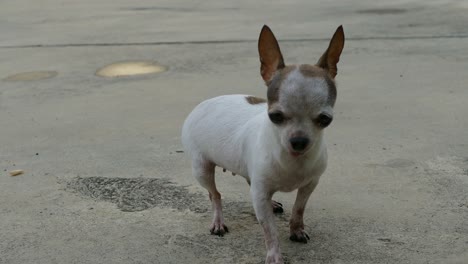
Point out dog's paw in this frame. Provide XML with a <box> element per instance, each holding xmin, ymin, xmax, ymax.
<box><xmin>209</xmin><ymin>222</ymin><xmax>229</xmax><ymax>237</ymax></box>
<box><xmin>272</xmin><ymin>200</ymin><xmax>284</xmax><ymax>214</ymax></box>
<box><xmin>265</xmin><ymin>250</ymin><xmax>284</xmax><ymax>264</ymax></box>
<box><xmin>289</xmin><ymin>229</ymin><xmax>310</xmax><ymax>244</ymax></box>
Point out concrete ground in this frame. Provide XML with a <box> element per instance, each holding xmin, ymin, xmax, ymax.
<box><xmin>1</xmin><ymin>0</ymin><xmax>468</xmax><ymax>263</ymax></box>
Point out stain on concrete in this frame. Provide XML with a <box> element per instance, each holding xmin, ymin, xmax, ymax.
<box><xmin>3</xmin><ymin>71</ymin><xmax>58</xmax><ymax>81</ymax></box>
<box><xmin>67</xmin><ymin>177</ymin><xmax>208</xmax><ymax>212</ymax></box>
<box><xmin>383</xmin><ymin>158</ymin><xmax>415</xmax><ymax>168</ymax></box>
<box><xmin>366</xmin><ymin>158</ymin><xmax>415</xmax><ymax>169</ymax></box>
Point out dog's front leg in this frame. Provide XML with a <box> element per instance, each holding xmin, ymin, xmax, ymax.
<box><xmin>250</xmin><ymin>184</ymin><xmax>283</xmax><ymax>264</ymax></box>
<box><xmin>289</xmin><ymin>180</ymin><xmax>319</xmax><ymax>243</ymax></box>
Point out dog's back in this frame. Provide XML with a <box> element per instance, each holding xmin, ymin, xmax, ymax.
<box><xmin>182</xmin><ymin>94</ymin><xmax>266</xmax><ymax>174</ymax></box>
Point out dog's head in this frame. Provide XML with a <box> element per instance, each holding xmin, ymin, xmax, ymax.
<box><xmin>258</xmin><ymin>25</ymin><xmax>345</xmax><ymax>157</ymax></box>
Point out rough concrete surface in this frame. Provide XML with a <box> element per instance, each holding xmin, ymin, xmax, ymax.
<box><xmin>1</xmin><ymin>1</ymin><xmax>467</xmax><ymax>263</ymax></box>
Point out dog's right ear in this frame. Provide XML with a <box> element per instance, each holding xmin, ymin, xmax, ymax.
<box><xmin>258</xmin><ymin>25</ymin><xmax>285</xmax><ymax>83</ymax></box>
<box><xmin>316</xmin><ymin>25</ymin><xmax>345</xmax><ymax>79</ymax></box>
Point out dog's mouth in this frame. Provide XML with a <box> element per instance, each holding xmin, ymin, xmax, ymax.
<box><xmin>289</xmin><ymin>150</ymin><xmax>306</xmax><ymax>157</ymax></box>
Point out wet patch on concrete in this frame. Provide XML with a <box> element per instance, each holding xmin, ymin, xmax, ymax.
<box><xmin>3</xmin><ymin>71</ymin><xmax>58</xmax><ymax>81</ymax></box>
<box><xmin>67</xmin><ymin>177</ymin><xmax>208</xmax><ymax>212</ymax></box>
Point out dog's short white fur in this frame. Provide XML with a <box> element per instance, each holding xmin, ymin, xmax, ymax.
<box><xmin>182</xmin><ymin>25</ymin><xmax>344</xmax><ymax>264</ymax></box>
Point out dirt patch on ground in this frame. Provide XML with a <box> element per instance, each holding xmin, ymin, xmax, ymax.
<box><xmin>67</xmin><ymin>176</ymin><xmax>208</xmax><ymax>213</ymax></box>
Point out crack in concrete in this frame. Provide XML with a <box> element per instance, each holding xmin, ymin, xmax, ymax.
<box><xmin>1</xmin><ymin>35</ymin><xmax>467</xmax><ymax>49</ymax></box>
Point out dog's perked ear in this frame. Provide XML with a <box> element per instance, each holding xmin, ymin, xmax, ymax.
<box><xmin>316</xmin><ymin>25</ymin><xmax>345</xmax><ymax>79</ymax></box>
<box><xmin>258</xmin><ymin>25</ymin><xmax>285</xmax><ymax>83</ymax></box>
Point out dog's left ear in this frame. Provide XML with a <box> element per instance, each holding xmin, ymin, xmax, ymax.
<box><xmin>258</xmin><ymin>25</ymin><xmax>285</xmax><ymax>83</ymax></box>
<box><xmin>316</xmin><ymin>25</ymin><xmax>345</xmax><ymax>79</ymax></box>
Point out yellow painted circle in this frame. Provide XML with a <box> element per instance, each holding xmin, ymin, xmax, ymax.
<box><xmin>96</xmin><ymin>61</ymin><xmax>167</xmax><ymax>77</ymax></box>
<box><xmin>3</xmin><ymin>71</ymin><xmax>58</xmax><ymax>81</ymax></box>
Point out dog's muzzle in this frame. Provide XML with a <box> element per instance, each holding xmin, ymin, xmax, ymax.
<box><xmin>289</xmin><ymin>137</ymin><xmax>309</xmax><ymax>152</ymax></box>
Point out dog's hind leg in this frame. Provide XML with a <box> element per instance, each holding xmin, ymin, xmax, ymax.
<box><xmin>271</xmin><ymin>200</ymin><xmax>284</xmax><ymax>214</ymax></box>
<box><xmin>192</xmin><ymin>156</ymin><xmax>228</xmax><ymax>236</ymax></box>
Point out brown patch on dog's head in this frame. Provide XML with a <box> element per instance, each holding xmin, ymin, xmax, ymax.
<box><xmin>324</xmin><ymin>76</ymin><xmax>337</xmax><ymax>106</ymax></box>
<box><xmin>245</xmin><ymin>96</ymin><xmax>267</xmax><ymax>105</ymax></box>
<box><xmin>299</xmin><ymin>64</ymin><xmax>327</xmax><ymax>78</ymax></box>
<box><xmin>266</xmin><ymin>65</ymin><xmax>296</xmax><ymax>109</ymax></box>
<box><xmin>299</xmin><ymin>64</ymin><xmax>337</xmax><ymax>106</ymax></box>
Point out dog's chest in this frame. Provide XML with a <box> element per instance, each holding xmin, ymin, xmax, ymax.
<box><xmin>268</xmin><ymin>161</ymin><xmax>323</xmax><ymax>192</ymax></box>
<box><xmin>276</xmin><ymin>170</ymin><xmax>312</xmax><ymax>192</ymax></box>
<box><xmin>269</xmin><ymin>156</ymin><xmax>326</xmax><ymax>192</ymax></box>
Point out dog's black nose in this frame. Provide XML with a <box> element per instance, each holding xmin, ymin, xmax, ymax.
<box><xmin>290</xmin><ymin>137</ymin><xmax>309</xmax><ymax>151</ymax></box>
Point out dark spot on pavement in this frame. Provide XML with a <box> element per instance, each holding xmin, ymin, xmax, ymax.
<box><xmin>67</xmin><ymin>177</ymin><xmax>208</xmax><ymax>212</ymax></box>
<box><xmin>384</xmin><ymin>159</ymin><xmax>414</xmax><ymax>168</ymax></box>
<box><xmin>357</xmin><ymin>8</ymin><xmax>407</xmax><ymax>15</ymax></box>
<box><xmin>378</xmin><ymin>238</ymin><xmax>392</xmax><ymax>242</ymax></box>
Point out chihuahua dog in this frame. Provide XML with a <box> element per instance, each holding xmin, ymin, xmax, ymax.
<box><xmin>182</xmin><ymin>25</ymin><xmax>344</xmax><ymax>264</ymax></box>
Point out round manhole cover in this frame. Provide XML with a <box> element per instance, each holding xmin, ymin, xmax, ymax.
<box><xmin>3</xmin><ymin>71</ymin><xmax>58</xmax><ymax>81</ymax></box>
<box><xmin>96</xmin><ymin>61</ymin><xmax>167</xmax><ymax>77</ymax></box>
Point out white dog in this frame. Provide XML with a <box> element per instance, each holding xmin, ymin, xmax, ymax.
<box><xmin>182</xmin><ymin>25</ymin><xmax>344</xmax><ymax>264</ymax></box>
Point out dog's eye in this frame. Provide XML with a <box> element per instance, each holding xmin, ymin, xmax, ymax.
<box><xmin>316</xmin><ymin>114</ymin><xmax>332</xmax><ymax>128</ymax></box>
<box><xmin>268</xmin><ymin>112</ymin><xmax>285</xmax><ymax>124</ymax></box>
